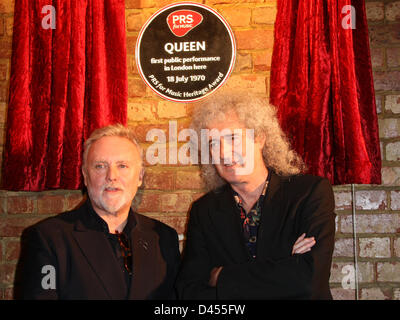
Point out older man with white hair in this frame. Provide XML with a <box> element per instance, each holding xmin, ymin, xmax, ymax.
<box><xmin>19</xmin><ymin>124</ymin><xmax>180</xmax><ymax>300</ymax></box>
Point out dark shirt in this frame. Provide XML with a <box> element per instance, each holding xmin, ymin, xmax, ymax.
<box><xmin>232</xmin><ymin>172</ymin><xmax>270</xmax><ymax>258</ymax></box>
<box><xmin>86</xmin><ymin>203</ymin><xmax>136</xmax><ymax>298</ymax></box>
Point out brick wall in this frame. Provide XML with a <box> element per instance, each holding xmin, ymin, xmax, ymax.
<box><xmin>0</xmin><ymin>0</ymin><xmax>399</xmax><ymax>300</ymax></box>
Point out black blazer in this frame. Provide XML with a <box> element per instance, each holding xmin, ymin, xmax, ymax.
<box><xmin>16</xmin><ymin>200</ymin><xmax>181</xmax><ymax>300</ymax></box>
<box><xmin>176</xmin><ymin>172</ymin><xmax>336</xmax><ymax>300</ymax></box>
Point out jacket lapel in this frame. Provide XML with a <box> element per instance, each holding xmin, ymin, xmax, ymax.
<box><xmin>72</xmin><ymin>204</ymin><xmax>127</xmax><ymax>299</ymax></box>
<box><xmin>208</xmin><ymin>186</ymin><xmax>251</xmax><ymax>263</ymax></box>
<box><xmin>128</xmin><ymin>214</ymin><xmax>166</xmax><ymax>299</ymax></box>
<box><xmin>256</xmin><ymin>171</ymin><xmax>284</xmax><ymax>259</ymax></box>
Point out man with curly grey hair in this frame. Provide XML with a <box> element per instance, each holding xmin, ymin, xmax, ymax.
<box><xmin>176</xmin><ymin>91</ymin><xmax>336</xmax><ymax>299</ymax></box>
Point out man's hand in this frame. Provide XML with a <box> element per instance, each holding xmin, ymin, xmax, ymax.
<box><xmin>208</xmin><ymin>266</ymin><xmax>223</xmax><ymax>287</ymax></box>
<box><xmin>292</xmin><ymin>233</ymin><xmax>316</xmax><ymax>255</ymax></box>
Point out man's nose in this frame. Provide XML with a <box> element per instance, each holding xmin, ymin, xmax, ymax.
<box><xmin>106</xmin><ymin>165</ymin><xmax>118</xmax><ymax>181</ymax></box>
<box><xmin>220</xmin><ymin>138</ymin><xmax>234</xmax><ymax>164</ymax></box>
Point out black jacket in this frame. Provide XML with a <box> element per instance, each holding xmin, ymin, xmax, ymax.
<box><xmin>17</xmin><ymin>200</ymin><xmax>180</xmax><ymax>300</ymax></box>
<box><xmin>176</xmin><ymin>172</ymin><xmax>336</xmax><ymax>299</ymax></box>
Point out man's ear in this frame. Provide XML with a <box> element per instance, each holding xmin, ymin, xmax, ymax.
<box><xmin>255</xmin><ymin>133</ymin><xmax>266</xmax><ymax>150</ymax></box>
<box><xmin>82</xmin><ymin>166</ymin><xmax>88</xmax><ymax>187</ymax></box>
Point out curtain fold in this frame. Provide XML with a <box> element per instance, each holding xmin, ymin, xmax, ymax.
<box><xmin>2</xmin><ymin>0</ymin><xmax>127</xmax><ymax>191</ymax></box>
<box><xmin>270</xmin><ymin>0</ymin><xmax>381</xmax><ymax>185</ymax></box>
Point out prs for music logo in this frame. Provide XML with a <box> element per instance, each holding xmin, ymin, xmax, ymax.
<box><xmin>166</xmin><ymin>10</ymin><xmax>203</xmax><ymax>37</ymax></box>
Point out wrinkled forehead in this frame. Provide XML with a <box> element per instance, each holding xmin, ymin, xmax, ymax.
<box><xmin>87</xmin><ymin>136</ymin><xmax>142</xmax><ymax>162</ymax></box>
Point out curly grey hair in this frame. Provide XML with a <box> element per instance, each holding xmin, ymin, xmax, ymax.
<box><xmin>190</xmin><ymin>91</ymin><xmax>306</xmax><ymax>191</ymax></box>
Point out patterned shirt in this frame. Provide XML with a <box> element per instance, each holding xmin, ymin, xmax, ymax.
<box><xmin>233</xmin><ymin>175</ymin><xmax>270</xmax><ymax>258</ymax></box>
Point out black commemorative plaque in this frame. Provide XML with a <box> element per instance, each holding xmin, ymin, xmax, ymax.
<box><xmin>135</xmin><ymin>2</ymin><xmax>236</xmax><ymax>102</ymax></box>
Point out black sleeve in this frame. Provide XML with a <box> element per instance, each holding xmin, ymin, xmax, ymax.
<box><xmin>216</xmin><ymin>178</ymin><xmax>336</xmax><ymax>299</ymax></box>
<box><xmin>156</xmin><ymin>223</ymin><xmax>181</xmax><ymax>300</ymax></box>
<box><xmin>19</xmin><ymin>226</ymin><xmax>59</xmax><ymax>299</ymax></box>
<box><xmin>175</xmin><ymin>202</ymin><xmax>217</xmax><ymax>300</ymax></box>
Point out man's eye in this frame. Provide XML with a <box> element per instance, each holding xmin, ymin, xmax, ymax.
<box><xmin>118</xmin><ymin>164</ymin><xmax>128</xmax><ymax>169</ymax></box>
<box><xmin>94</xmin><ymin>164</ymin><xmax>105</xmax><ymax>169</ymax></box>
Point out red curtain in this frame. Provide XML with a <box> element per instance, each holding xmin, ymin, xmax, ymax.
<box><xmin>270</xmin><ymin>0</ymin><xmax>381</xmax><ymax>185</ymax></box>
<box><xmin>2</xmin><ymin>0</ymin><xmax>127</xmax><ymax>191</ymax></box>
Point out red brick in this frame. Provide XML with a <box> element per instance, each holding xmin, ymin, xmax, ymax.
<box><xmin>361</xmin><ymin>287</ymin><xmax>391</xmax><ymax>300</ymax></box>
<box><xmin>128</xmin><ymin>55</ymin><xmax>138</xmax><ymax>75</ymax></box>
<box><xmin>235</xmin><ymin>28</ymin><xmax>274</xmax><ymax>50</ymax></box>
<box><xmin>37</xmin><ymin>194</ymin><xmax>65</xmax><ymax>215</ymax></box>
<box><xmin>340</xmin><ymin>214</ymin><xmax>400</xmax><ymax>234</ymax></box>
<box><xmin>379</xmin><ymin>119</ymin><xmax>400</xmax><ymax>138</ymax></box>
<box><xmin>4</xmin><ymin>239</ymin><xmax>20</xmax><ymax>262</ymax></box>
<box><xmin>135</xmin><ymin>192</ymin><xmax>160</xmax><ymax>213</ymax></box>
<box><xmin>376</xmin><ymin>95</ymin><xmax>382</xmax><ymax>113</ymax></box>
<box><xmin>128</xmin><ymin>78</ymin><xmax>147</xmax><ymax>98</ymax></box>
<box><xmin>126</xmin><ymin>12</ymin><xmax>144</xmax><ymax>32</ymax></box>
<box><xmin>65</xmin><ymin>192</ymin><xmax>86</xmax><ymax>211</ymax></box>
<box><xmin>385</xmin><ymin>2</ymin><xmax>400</xmax><ymax>21</ymax></box>
<box><xmin>374</xmin><ymin>70</ymin><xmax>400</xmax><ymax>91</ymax></box>
<box><xmin>334</xmin><ymin>192</ymin><xmax>352</xmax><ymax>211</ymax></box>
<box><xmin>387</xmin><ymin>47</ymin><xmax>400</xmax><ymax>67</ymax></box>
<box><xmin>160</xmin><ymin>193</ymin><xmax>193</xmax><ymax>213</ymax></box>
<box><xmin>176</xmin><ymin>170</ymin><xmax>204</xmax><ymax>190</ymax></box>
<box><xmin>0</xmin><ymin>38</ymin><xmax>12</xmax><ymax>58</ymax></box>
<box><xmin>355</xmin><ymin>190</ymin><xmax>387</xmax><ymax>210</ymax></box>
<box><xmin>359</xmin><ymin>237</ymin><xmax>391</xmax><ymax>258</ymax></box>
<box><xmin>366</xmin><ymin>2</ymin><xmax>385</xmax><ymax>21</ymax></box>
<box><xmin>381</xmin><ymin>167</ymin><xmax>400</xmax><ymax>186</ymax></box>
<box><xmin>125</xmin><ymin>0</ymin><xmax>140</xmax><ymax>9</ymax></box>
<box><xmin>0</xmin><ymin>62</ymin><xmax>7</xmax><ymax>81</ymax></box>
<box><xmin>333</xmin><ymin>238</ymin><xmax>354</xmax><ymax>257</ymax></box>
<box><xmin>126</xmin><ymin>36</ymin><xmax>138</xmax><ymax>55</ymax></box>
<box><xmin>0</xmin><ymin>264</ymin><xmax>15</xmax><ymax>286</ymax></box>
<box><xmin>142</xmin><ymin>169</ymin><xmax>175</xmax><ymax>190</ymax></box>
<box><xmin>330</xmin><ymin>287</ymin><xmax>356</xmax><ymax>300</ymax></box>
<box><xmin>7</xmin><ymin>196</ymin><xmax>35</xmax><ymax>214</ymax></box>
<box><xmin>394</xmin><ymin>237</ymin><xmax>400</xmax><ymax>257</ymax></box>
<box><xmin>253</xmin><ymin>50</ymin><xmax>272</xmax><ymax>71</ymax></box>
<box><xmin>252</xmin><ymin>6</ymin><xmax>277</xmax><ymax>24</ymax></box>
<box><xmin>0</xmin><ymin>0</ymin><xmax>14</xmax><ymax>13</ymax></box>
<box><xmin>386</xmin><ymin>141</ymin><xmax>400</xmax><ymax>161</ymax></box>
<box><xmin>157</xmin><ymin>100</ymin><xmax>187</xmax><ymax>119</ymax></box>
<box><xmin>224</xmin><ymin>74</ymin><xmax>267</xmax><ymax>94</ymax></box>
<box><xmin>218</xmin><ymin>7</ymin><xmax>251</xmax><ymax>27</ymax></box>
<box><xmin>0</xmin><ymin>17</ymin><xmax>4</xmax><ymax>36</ymax></box>
<box><xmin>377</xmin><ymin>262</ymin><xmax>400</xmax><ymax>282</ymax></box>
<box><xmin>5</xmin><ymin>16</ymin><xmax>12</xmax><ymax>37</ymax></box>
<box><xmin>0</xmin><ymin>217</ymin><xmax>43</xmax><ymax>237</ymax></box>
<box><xmin>206</xmin><ymin>0</ymin><xmax>265</xmax><ymax>4</ymax></box>
<box><xmin>0</xmin><ymin>196</ymin><xmax>6</xmax><ymax>214</ymax></box>
<box><xmin>370</xmin><ymin>47</ymin><xmax>384</xmax><ymax>67</ymax></box>
<box><xmin>133</xmin><ymin>123</ymin><xmax>170</xmax><ymax>143</ymax></box>
<box><xmin>128</xmin><ymin>100</ymin><xmax>157</xmax><ymax>122</ymax></box>
<box><xmin>0</xmin><ymin>81</ymin><xmax>9</xmax><ymax>102</ymax></box>
<box><xmin>385</xmin><ymin>95</ymin><xmax>400</xmax><ymax>114</ymax></box>
<box><xmin>234</xmin><ymin>53</ymin><xmax>252</xmax><ymax>72</ymax></box>
<box><xmin>2</xmin><ymin>287</ymin><xmax>13</xmax><ymax>300</ymax></box>
<box><xmin>369</xmin><ymin>24</ymin><xmax>400</xmax><ymax>47</ymax></box>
